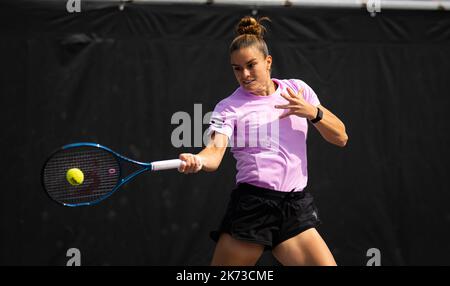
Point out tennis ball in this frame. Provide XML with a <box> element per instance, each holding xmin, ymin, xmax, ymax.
<box><xmin>66</xmin><ymin>168</ymin><xmax>84</xmax><ymax>186</ymax></box>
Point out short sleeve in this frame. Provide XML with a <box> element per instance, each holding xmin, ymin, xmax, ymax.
<box><xmin>207</xmin><ymin>101</ymin><xmax>235</xmax><ymax>139</ymax></box>
<box><xmin>292</xmin><ymin>79</ymin><xmax>321</xmax><ymax>107</ymax></box>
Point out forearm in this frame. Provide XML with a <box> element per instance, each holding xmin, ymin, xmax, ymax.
<box><xmin>179</xmin><ymin>133</ymin><xmax>228</xmax><ymax>174</ymax></box>
<box><xmin>309</xmin><ymin>106</ymin><xmax>348</xmax><ymax>147</ymax></box>
<box><xmin>197</xmin><ymin>146</ymin><xmax>226</xmax><ymax>172</ymax></box>
<box><xmin>196</xmin><ymin>133</ymin><xmax>228</xmax><ymax>172</ymax></box>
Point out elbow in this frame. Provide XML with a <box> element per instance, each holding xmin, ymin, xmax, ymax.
<box><xmin>201</xmin><ymin>159</ymin><xmax>221</xmax><ymax>172</ymax></box>
<box><xmin>337</xmin><ymin>133</ymin><xmax>348</xmax><ymax>147</ymax></box>
<box><xmin>203</xmin><ymin>166</ymin><xmax>218</xmax><ymax>172</ymax></box>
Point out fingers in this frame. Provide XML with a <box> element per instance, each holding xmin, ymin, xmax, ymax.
<box><xmin>275</xmin><ymin>103</ymin><xmax>294</xmax><ymax>118</ymax></box>
<box><xmin>287</xmin><ymin>86</ymin><xmax>304</xmax><ymax>98</ymax></box>
<box><xmin>284</xmin><ymin>87</ymin><xmax>305</xmax><ymax>100</ymax></box>
<box><xmin>275</xmin><ymin>103</ymin><xmax>294</xmax><ymax>119</ymax></box>
<box><xmin>279</xmin><ymin>111</ymin><xmax>294</xmax><ymax>119</ymax></box>
<box><xmin>277</xmin><ymin>87</ymin><xmax>306</xmax><ymax>119</ymax></box>
<box><xmin>298</xmin><ymin>87</ymin><xmax>304</xmax><ymax>97</ymax></box>
<box><xmin>178</xmin><ymin>153</ymin><xmax>203</xmax><ymax>174</ymax></box>
<box><xmin>280</xmin><ymin>88</ymin><xmax>304</xmax><ymax>103</ymax></box>
<box><xmin>279</xmin><ymin>92</ymin><xmax>295</xmax><ymax>102</ymax></box>
<box><xmin>179</xmin><ymin>160</ymin><xmax>187</xmax><ymax>172</ymax></box>
<box><xmin>275</xmin><ymin>104</ymin><xmax>295</xmax><ymax>109</ymax></box>
<box><xmin>286</xmin><ymin>87</ymin><xmax>297</xmax><ymax>98</ymax></box>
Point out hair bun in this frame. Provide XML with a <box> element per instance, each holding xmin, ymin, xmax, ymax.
<box><xmin>236</xmin><ymin>16</ymin><xmax>270</xmax><ymax>38</ymax></box>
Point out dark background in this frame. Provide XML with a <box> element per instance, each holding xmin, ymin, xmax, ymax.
<box><xmin>1</xmin><ymin>1</ymin><xmax>449</xmax><ymax>266</ymax></box>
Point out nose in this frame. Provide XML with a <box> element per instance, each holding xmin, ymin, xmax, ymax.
<box><xmin>242</xmin><ymin>68</ymin><xmax>251</xmax><ymax>78</ymax></box>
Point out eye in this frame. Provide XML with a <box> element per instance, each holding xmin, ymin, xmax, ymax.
<box><xmin>233</xmin><ymin>67</ymin><xmax>241</xmax><ymax>71</ymax></box>
<box><xmin>248</xmin><ymin>63</ymin><xmax>255</xmax><ymax>69</ymax></box>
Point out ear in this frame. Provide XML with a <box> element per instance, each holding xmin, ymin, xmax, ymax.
<box><xmin>266</xmin><ymin>55</ymin><xmax>273</xmax><ymax>71</ymax></box>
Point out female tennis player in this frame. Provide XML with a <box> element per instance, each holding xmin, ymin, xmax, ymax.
<box><xmin>178</xmin><ymin>16</ymin><xmax>347</xmax><ymax>266</ymax></box>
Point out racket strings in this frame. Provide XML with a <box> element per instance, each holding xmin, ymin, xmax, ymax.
<box><xmin>43</xmin><ymin>147</ymin><xmax>120</xmax><ymax>205</ymax></box>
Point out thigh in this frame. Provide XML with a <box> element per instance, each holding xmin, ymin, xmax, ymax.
<box><xmin>272</xmin><ymin>228</ymin><xmax>337</xmax><ymax>266</ymax></box>
<box><xmin>211</xmin><ymin>233</ymin><xmax>265</xmax><ymax>266</ymax></box>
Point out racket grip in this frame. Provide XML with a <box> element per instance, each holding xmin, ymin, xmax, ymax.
<box><xmin>151</xmin><ymin>159</ymin><xmax>184</xmax><ymax>171</ymax></box>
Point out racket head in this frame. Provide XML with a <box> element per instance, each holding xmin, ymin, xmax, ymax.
<box><xmin>41</xmin><ymin>143</ymin><xmax>123</xmax><ymax>207</ymax></box>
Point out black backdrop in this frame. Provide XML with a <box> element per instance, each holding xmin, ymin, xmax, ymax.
<box><xmin>1</xmin><ymin>1</ymin><xmax>450</xmax><ymax>266</ymax></box>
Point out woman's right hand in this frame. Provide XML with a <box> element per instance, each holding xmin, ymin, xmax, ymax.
<box><xmin>178</xmin><ymin>153</ymin><xmax>203</xmax><ymax>174</ymax></box>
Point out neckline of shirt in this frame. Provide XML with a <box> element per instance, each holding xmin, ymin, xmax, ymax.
<box><xmin>240</xmin><ymin>78</ymin><xmax>282</xmax><ymax>100</ymax></box>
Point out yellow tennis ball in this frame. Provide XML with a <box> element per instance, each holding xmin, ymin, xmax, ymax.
<box><xmin>66</xmin><ymin>168</ymin><xmax>84</xmax><ymax>186</ymax></box>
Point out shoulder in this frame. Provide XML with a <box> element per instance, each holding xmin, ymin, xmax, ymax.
<box><xmin>213</xmin><ymin>86</ymin><xmax>246</xmax><ymax>111</ymax></box>
<box><xmin>275</xmin><ymin>78</ymin><xmax>320</xmax><ymax>104</ymax></box>
<box><xmin>274</xmin><ymin>78</ymin><xmax>311</xmax><ymax>92</ymax></box>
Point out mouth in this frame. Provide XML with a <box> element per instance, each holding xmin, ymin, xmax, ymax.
<box><xmin>242</xmin><ymin>79</ymin><xmax>255</xmax><ymax>86</ymax></box>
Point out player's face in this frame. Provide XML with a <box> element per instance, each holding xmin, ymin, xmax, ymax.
<box><xmin>231</xmin><ymin>47</ymin><xmax>272</xmax><ymax>95</ymax></box>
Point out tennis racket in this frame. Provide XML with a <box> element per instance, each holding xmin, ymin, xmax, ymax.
<box><xmin>41</xmin><ymin>142</ymin><xmax>183</xmax><ymax>207</ymax></box>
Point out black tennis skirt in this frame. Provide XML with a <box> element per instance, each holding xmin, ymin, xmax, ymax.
<box><xmin>210</xmin><ymin>183</ymin><xmax>321</xmax><ymax>249</ymax></box>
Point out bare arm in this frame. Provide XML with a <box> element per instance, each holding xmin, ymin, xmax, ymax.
<box><xmin>309</xmin><ymin>104</ymin><xmax>348</xmax><ymax>147</ymax></box>
<box><xmin>275</xmin><ymin>87</ymin><xmax>348</xmax><ymax>147</ymax></box>
<box><xmin>178</xmin><ymin>132</ymin><xmax>228</xmax><ymax>174</ymax></box>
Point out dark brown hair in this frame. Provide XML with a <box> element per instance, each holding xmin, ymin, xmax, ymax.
<box><xmin>229</xmin><ymin>16</ymin><xmax>270</xmax><ymax>57</ymax></box>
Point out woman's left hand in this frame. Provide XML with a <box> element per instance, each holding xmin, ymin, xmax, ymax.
<box><xmin>275</xmin><ymin>87</ymin><xmax>317</xmax><ymax>120</ymax></box>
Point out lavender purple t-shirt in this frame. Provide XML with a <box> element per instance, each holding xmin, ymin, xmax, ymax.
<box><xmin>207</xmin><ymin>78</ymin><xmax>321</xmax><ymax>192</ymax></box>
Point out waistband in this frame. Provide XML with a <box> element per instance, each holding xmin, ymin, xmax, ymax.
<box><xmin>234</xmin><ymin>183</ymin><xmax>307</xmax><ymax>199</ymax></box>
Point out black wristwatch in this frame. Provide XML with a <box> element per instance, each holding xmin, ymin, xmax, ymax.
<box><xmin>310</xmin><ymin>107</ymin><xmax>323</xmax><ymax>124</ymax></box>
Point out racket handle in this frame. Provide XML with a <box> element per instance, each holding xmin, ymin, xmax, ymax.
<box><xmin>151</xmin><ymin>159</ymin><xmax>184</xmax><ymax>171</ymax></box>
